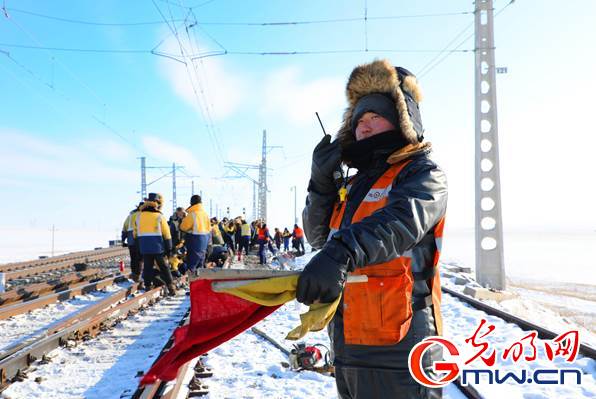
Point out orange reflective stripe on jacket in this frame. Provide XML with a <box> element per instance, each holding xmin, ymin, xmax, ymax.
<box><xmin>329</xmin><ymin>160</ymin><xmax>444</xmax><ymax>345</ymax></box>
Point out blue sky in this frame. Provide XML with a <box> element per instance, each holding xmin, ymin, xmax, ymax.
<box><xmin>1</xmin><ymin>0</ymin><xmax>595</xmax><ymax>242</ymax></box>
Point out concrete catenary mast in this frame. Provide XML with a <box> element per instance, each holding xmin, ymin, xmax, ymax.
<box><xmin>474</xmin><ymin>0</ymin><xmax>506</xmax><ymax>290</ymax></box>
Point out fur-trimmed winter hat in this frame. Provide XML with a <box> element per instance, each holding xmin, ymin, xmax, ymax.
<box><xmin>337</xmin><ymin>59</ymin><xmax>424</xmax><ymax>150</ymax></box>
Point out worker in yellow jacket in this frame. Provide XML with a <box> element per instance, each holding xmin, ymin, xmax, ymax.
<box><xmin>180</xmin><ymin>195</ymin><xmax>211</xmax><ymax>273</ymax></box>
<box><xmin>121</xmin><ymin>201</ymin><xmax>144</xmax><ymax>281</ymax></box>
<box><xmin>135</xmin><ymin>193</ymin><xmax>176</xmax><ymax>295</ymax></box>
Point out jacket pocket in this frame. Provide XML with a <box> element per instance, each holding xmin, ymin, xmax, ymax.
<box><xmin>343</xmin><ymin>265</ymin><xmax>413</xmax><ymax>346</ymax></box>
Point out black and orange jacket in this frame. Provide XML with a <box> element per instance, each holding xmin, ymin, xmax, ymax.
<box><xmin>302</xmin><ymin>142</ymin><xmax>447</xmax><ymax>370</ymax></box>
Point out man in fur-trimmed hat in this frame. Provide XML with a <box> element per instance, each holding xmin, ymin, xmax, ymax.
<box><xmin>298</xmin><ymin>59</ymin><xmax>447</xmax><ymax>399</ymax></box>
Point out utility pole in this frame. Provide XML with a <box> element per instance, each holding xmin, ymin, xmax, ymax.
<box><xmin>258</xmin><ymin>130</ymin><xmax>268</xmax><ymax>221</ymax></box>
<box><xmin>51</xmin><ymin>224</ymin><xmax>56</xmax><ymax>257</ymax></box>
<box><xmin>139</xmin><ymin>157</ymin><xmax>147</xmax><ymax>201</ymax></box>
<box><xmin>172</xmin><ymin>162</ymin><xmax>177</xmax><ymax>213</ymax></box>
<box><xmin>191</xmin><ymin>180</ymin><xmax>195</xmax><ymax>195</ymax></box>
<box><xmin>474</xmin><ymin>0</ymin><xmax>506</xmax><ymax>290</ymax></box>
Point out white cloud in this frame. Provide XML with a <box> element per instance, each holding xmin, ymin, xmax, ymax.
<box><xmin>157</xmin><ymin>34</ymin><xmax>246</xmax><ymax>120</ymax></box>
<box><xmin>0</xmin><ymin>129</ymin><xmax>137</xmax><ymax>183</ymax></box>
<box><xmin>142</xmin><ymin>135</ymin><xmax>202</xmax><ymax>174</ymax></box>
<box><xmin>261</xmin><ymin>66</ymin><xmax>345</xmax><ymax>127</ymax></box>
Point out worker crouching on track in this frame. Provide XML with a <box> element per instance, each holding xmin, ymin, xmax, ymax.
<box><xmin>180</xmin><ymin>194</ymin><xmax>210</xmax><ymax>274</ymax></box>
<box><xmin>297</xmin><ymin>59</ymin><xmax>447</xmax><ymax>399</ymax></box>
<box><xmin>135</xmin><ymin>193</ymin><xmax>176</xmax><ymax>296</ymax></box>
<box><xmin>121</xmin><ymin>201</ymin><xmax>144</xmax><ymax>282</ymax></box>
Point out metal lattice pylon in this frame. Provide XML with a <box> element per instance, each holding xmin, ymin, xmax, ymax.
<box><xmin>258</xmin><ymin>130</ymin><xmax>268</xmax><ymax>221</ymax></box>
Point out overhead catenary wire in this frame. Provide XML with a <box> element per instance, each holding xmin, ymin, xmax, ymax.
<box><xmin>0</xmin><ymin>52</ymin><xmax>142</xmax><ymax>153</ymax></box>
<box><xmin>0</xmin><ymin>42</ymin><xmax>470</xmax><ymax>57</ymax></box>
<box><xmin>0</xmin><ymin>20</ymin><xmax>144</xmax><ymax>152</ymax></box>
<box><xmin>417</xmin><ymin>0</ymin><xmax>516</xmax><ymax>79</ymax></box>
<box><xmin>5</xmin><ymin>7</ymin><xmax>472</xmax><ymax>27</ymax></box>
<box><xmin>151</xmin><ymin>0</ymin><xmax>226</xmax><ymax>167</ymax></box>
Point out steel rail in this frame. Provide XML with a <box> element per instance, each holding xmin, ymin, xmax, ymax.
<box><xmin>442</xmin><ymin>286</ymin><xmax>596</xmax><ymax>359</ymax></box>
<box><xmin>4</xmin><ymin>249</ymin><xmax>127</xmax><ymax>281</ymax></box>
<box><xmin>0</xmin><ymin>283</ymin><xmax>139</xmax><ymax>363</ymax></box>
<box><xmin>0</xmin><ymin>247</ymin><xmax>127</xmax><ymax>273</ymax></box>
<box><xmin>0</xmin><ymin>285</ymin><xmax>163</xmax><ymax>391</ymax></box>
<box><xmin>133</xmin><ymin>310</ymin><xmax>192</xmax><ymax>399</ymax></box>
<box><xmin>0</xmin><ymin>273</ymin><xmax>129</xmax><ymax>320</ymax></box>
<box><xmin>0</xmin><ymin>269</ymin><xmax>105</xmax><ymax>305</ymax></box>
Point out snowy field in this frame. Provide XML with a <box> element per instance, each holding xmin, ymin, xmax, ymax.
<box><xmin>0</xmin><ymin>228</ymin><xmax>594</xmax><ymax>398</ymax></box>
<box><xmin>198</xmin><ymin>251</ymin><xmax>594</xmax><ymax>399</ymax></box>
<box><xmin>0</xmin><ymin>226</ymin><xmax>119</xmax><ymax>264</ymax></box>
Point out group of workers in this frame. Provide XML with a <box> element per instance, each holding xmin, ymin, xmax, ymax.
<box><xmin>121</xmin><ymin>193</ymin><xmax>306</xmax><ymax>294</ymax></box>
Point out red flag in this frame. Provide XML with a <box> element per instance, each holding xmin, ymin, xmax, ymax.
<box><xmin>141</xmin><ymin>279</ymin><xmax>281</xmax><ymax>384</ymax></box>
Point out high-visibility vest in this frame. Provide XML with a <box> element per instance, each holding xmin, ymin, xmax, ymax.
<box><xmin>136</xmin><ymin>211</ymin><xmax>171</xmax><ymax>254</ymax></box>
<box><xmin>240</xmin><ymin>223</ymin><xmax>251</xmax><ymax>237</ymax></box>
<box><xmin>329</xmin><ymin>160</ymin><xmax>444</xmax><ymax>346</ymax></box>
<box><xmin>257</xmin><ymin>227</ymin><xmax>269</xmax><ymax>241</ymax></box>
<box><xmin>180</xmin><ymin>204</ymin><xmax>210</xmax><ymax>236</ymax></box>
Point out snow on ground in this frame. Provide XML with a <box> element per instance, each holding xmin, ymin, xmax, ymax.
<box><xmin>1</xmin><ymin>233</ymin><xmax>594</xmax><ymax>398</ymax></box>
<box><xmin>202</xmin><ymin>299</ymin><xmax>470</xmax><ymax>399</ymax></box>
<box><xmin>442</xmin><ymin>228</ymin><xmax>596</xmax><ymax>286</ymax></box>
<box><xmin>0</xmin><ymin>226</ymin><xmax>119</xmax><ymax>264</ymax></box>
<box><xmin>201</xmin><ymin>276</ymin><xmax>594</xmax><ymax>398</ymax></box>
<box><xmin>1</xmin><ymin>295</ymin><xmax>189</xmax><ymax>399</ymax></box>
<box><xmin>0</xmin><ymin>282</ymin><xmax>130</xmax><ymax>353</ymax></box>
<box><xmin>441</xmin><ymin>268</ymin><xmax>596</xmax><ymax>348</ymax></box>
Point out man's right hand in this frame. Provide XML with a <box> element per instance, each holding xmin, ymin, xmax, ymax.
<box><xmin>310</xmin><ymin>135</ymin><xmax>342</xmax><ymax>194</ymax></box>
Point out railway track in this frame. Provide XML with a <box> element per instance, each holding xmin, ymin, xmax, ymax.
<box><xmin>0</xmin><ymin>283</ymin><xmax>166</xmax><ymax>392</ymax></box>
<box><xmin>0</xmin><ymin>272</ymin><xmax>130</xmax><ymax>320</ymax></box>
<box><xmin>1</xmin><ymin>247</ymin><xmax>128</xmax><ymax>288</ymax></box>
<box><xmin>0</xmin><ymin>247</ymin><xmax>127</xmax><ymax>274</ymax></box>
<box><xmin>131</xmin><ymin>271</ymin><xmax>593</xmax><ymax>399</ymax></box>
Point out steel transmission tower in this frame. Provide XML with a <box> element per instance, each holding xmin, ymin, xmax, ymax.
<box><xmin>474</xmin><ymin>0</ymin><xmax>506</xmax><ymax>290</ymax></box>
<box><xmin>252</xmin><ymin>182</ymin><xmax>257</xmax><ymax>221</ymax></box>
<box><xmin>258</xmin><ymin>130</ymin><xmax>268</xmax><ymax>221</ymax></box>
<box><xmin>139</xmin><ymin>157</ymin><xmax>147</xmax><ymax>201</ymax></box>
<box><xmin>172</xmin><ymin>163</ymin><xmax>177</xmax><ymax>211</ymax></box>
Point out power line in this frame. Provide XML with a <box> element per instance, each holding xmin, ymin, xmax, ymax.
<box><xmin>0</xmin><ymin>42</ymin><xmax>470</xmax><ymax>57</ymax></box>
<box><xmin>417</xmin><ymin>0</ymin><xmax>516</xmax><ymax>79</ymax></box>
<box><xmin>5</xmin><ymin>7</ymin><xmax>472</xmax><ymax>27</ymax></box>
<box><xmin>151</xmin><ymin>0</ymin><xmax>226</xmax><ymax>166</ymax></box>
<box><xmin>6</xmin><ymin>8</ymin><xmax>184</xmax><ymax>26</ymax></box>
<box><xmin>0</xmin><ymin>42</ymin><xmax>150</xmax><ymax>53</ymax></box>
<box><xmin>1</xmin><ymin>50</ymin><xmax>142</xmax><ymax>152</ymax></box>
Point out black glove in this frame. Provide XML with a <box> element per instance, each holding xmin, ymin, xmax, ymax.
<box><xmin>296</xmin><ymin>248</ymin><xmax>351</xmax><ymax>305</ymax></box>
<box><xmin>309</xmin><ymin>135</ymin><xmax>342</xmax><ymax>194</ymax></box>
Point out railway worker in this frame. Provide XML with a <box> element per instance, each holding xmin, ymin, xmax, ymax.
<box><xmin>256</xmin><ymin>222</ymin><xmax>275</xmax><ymax>265</ymax></box>
<box><xmin>237</xmin><ymin>218</ymin><xmax>252</xmax><ymax>262</ymax></box>
<box><xmin>291</xmin><ymin>224</ymin><xmax>306</xmax><ymax>255</ymax></box>
<box><xmin>297</xmin><ymin>59</ymin><xmax>447</xmax><ymax>399</ymax></box>
<box><xmin>121</xmin><ymin>201</ymin><xmax>144</xmax><ymax>282</ymax></box>
<box><xmin>282</xmin><ymin>227</ymin><xmax>292</xmax><ymax>252</ymax></box>
<box><xmin>136</xmin><ymin>193</ymin><xmax>176</xmax><ymax>295</ymax></box>
<box><xmin>180</xmin><ymin>194</ymin><xmax>210</xmax><ymax>273</ymax></box>
<box><xmin>169</xmin><ymin>207</ymin><xmax>186</xmax><ymax>248</ymax></box>
<box><xmin>210</xmin><ymin>217</ymin><xmax>224</xmax><ymax>246</ymax></box>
